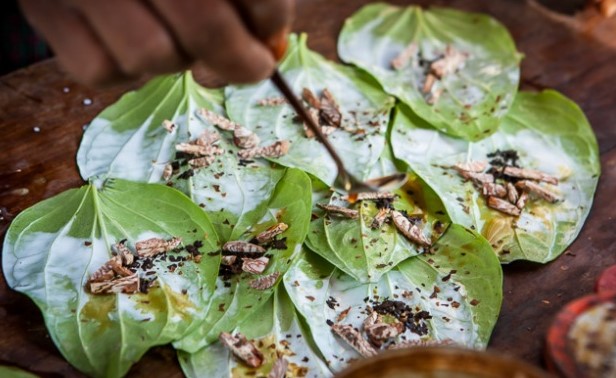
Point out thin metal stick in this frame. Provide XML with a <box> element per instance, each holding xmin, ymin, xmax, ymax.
<box><xmin>270</xmin><ymin>70</ymin><xmax>352</xmax><ymax>189</ymax></box>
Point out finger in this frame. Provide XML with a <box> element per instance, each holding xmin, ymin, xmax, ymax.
<box><xmin>19</xmin><ymin>0</ymin><xmax>124</xmax><ymax>86</ymax></box>
<box><xmin>64</xmin><ymin>0</ymin><xmax>189</xmax><ymax>76</ymax></box>
<box><xmin>231</xmin><ymin>0</ymin><xmax>294</xmax><ymax>41</ymax></box>
<box><xmin>147</xmin><ymin>0</ymin><xmax>275</xmax><ymax>83</ymax></box>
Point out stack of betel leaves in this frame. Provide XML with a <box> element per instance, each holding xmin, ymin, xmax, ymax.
<box><xmin>2</xmin><ymin>3</ymin><xmax>600</xmax><ymax>378</ymax></box>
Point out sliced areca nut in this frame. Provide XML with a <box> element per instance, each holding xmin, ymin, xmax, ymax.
<box><xmin>516</xmin><ymin>191</ymin><xmax>529</xmax><ymax>209</ymax></box>
<box><xmin>487</xmin><ymin>196</ymin><xmax>521</xmax><ymax>216</ymax></box>
<box><xmin>233</xmin><ymin>127</ymin><xmax>260</xmax><ymax>149</ymax></box>
<box><xmin>430</xmin><ymin>45</ymin><xmax>468</xmax><ymax>79</ymax></box>
<box><xmin>255</xmin><ymin>223</ymin><xmax>289</xmax><ymax>244</ymax></box>
<box><xmin>391</xmin><ymin>42</ymin><xmax>418</xmax><ymax>70</ymax></box>
<box><xmin>503</xmin><ymin>166</ymin><xmax>558</xmax><ymax>185</ymax></box>
<box><xmin>320</xmin><ymin>88</ymin><xmax>342</xmax><ymax>127</ymax></box>
<box><xmin>218</xmin><ymin>332</ymin><xmax>264</xmax><ymax>368</ymax></box>
<box><xmin>302</xmin><ymin>88</ymin><xmax>321</xmax><ymax>109</ymax></box>
<box><xmin>135</xmin><ymin>237</ymin><xmax>182</xmax><ymax>257</ymax></box>
<box><xmin>455</xmin><ymin>170</ymin><xmax>494</xmax><ymax>185</ymax></box>
<box><xmin>89</xmin><ymin>273</ymin><xmax>140</xmax><ymax>295</ymax></box>
<box><xmin>221</xmin><ymin>255</ymin><xmax>237</xmax><ymax>266</ymax></box>
<box><xmin>371</xmin><ymin>207</ymin><xmax>391</xmax><ymax>229</ymax></box>
<box><xmin>222</xmin><ymin>241</ymin><xmax>266</xmax><ymax>254</ymax></box>
<box><xmin>249</xmin><ymin>271</ymin><xmax>280</xmax><ymax>290</ymax></box>
<box><xmin>391</xmin><ymin>210</ymin><xmax>432</xmax><ymax>247</ymax></box>
<box><xmin>237</xmin><ymin>140</ymin><xmax>290</xmax><ymax>160</ymax></box>
<box><xmin>188</xmin><ymin>155</ymin><xmax>217</xmax><ymax>169</ymax></box>
<box><xmin>506</xmin><ymin>182</ymin><xmax>519</xmax><ymax>204</ymax></box>
<box><xmin>515</xmin><ymin>180</ymin><xmax>560</xmax><ymax>203</ymax></box>
<box><xmin>342</xmin><ymin>192</ymin><xmax>396</xmax><ymax>202</ymax></box>
<box><xmin>194</xmin><ymin>130</ymin><xmax>220</xmax><ymax>146</ymax></box>
<box><xmin>482</xmin><ymin>182</ymin><xmax>507</xmax><ymax>198</ymax></box>
<box><xmin>365</xmin><ymin>321</ymin><xmax>405</xmax><ymax>346</ymax></box>
<box><xmin>455</xmin><ymin>161</ymin><xmax>487</xmax><ymax>173</ymax></box>
<box><xmin>257</xmin><ymin>97</ymin><xmax>287</xmax><ymax>106</ymax></box>
<box><xmin>175</xmin><ymin>143</ymin><xmax>224</xmax><ymax>157</ymax></box>
<box><xmin>387</xmin><ymin>339</ymin><xmax>456</xmax><ymax>350</ymax></box>
<box><xmin>316</xmin><ymin>203</ymin><xmax>359</xmax><ymax>219</ymax></box>
<box><xmin>330</xmin><ymin>323</ymin><xmax>377</xmax><ymax>358</ymax></box>
<box><xmin>162</xmin><ymin>163</ymin><xmax>174</xmax><ymax>181</ymax></box>
<box><xmin>241</xmin><ymin>257</ymin><xmax>270</xmax><ymax>275</ymax></box>
<box><xmin>113</xmin><ymin>240</ymin><xmax>134</xmax><ymax>266</ymax></box>
<box><xmin>162</xmin><ymin>120</ymin><xmax>176</xmax><ymax>133</ymax></box>
<box><xmin>198</xmin><ymin>108</ymin><xmax>239</xmax><ymax>131</ymax></box>
<box><xmin>268</xmin><ymin>357</ymin><xmax>289</xmax><ymax>378</ymax></box>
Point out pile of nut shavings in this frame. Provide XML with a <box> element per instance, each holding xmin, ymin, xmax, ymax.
<box><xmin>453</xmin><ymin>149</ymin><xmax>561</xmax><ymax>217</ymax></box>
<box><xmin>86</xmin><ymin>236</ymin><xmax>205</xmax><ymax>295</ymax></box>
<box><xmin>161</xmin><ymin>110</ymin><xmax>290</xmax><ymax>182</ymax></box>
<box><xmin>391</xmin><ymin>43</ymin><xmax>468</xmax><ymax>105</ymax></box>
<box><xmin>217</xmin><ymin>223</ymin><xmax>289</xmax><ymax>291</ymax></box>
<box><xmin>326</xmin><ymin>298</ymin><xmax>436</xmax><ymax>358</ymax></box>
<box><xmin>218</xmin><ymin>332</ymin><xmax>308</xmax><ymax>378</ymax></box>
<box><xmin>318</xmin><ymin>192</ymin><xmax>432</xmax><ymax>248</ymax></box>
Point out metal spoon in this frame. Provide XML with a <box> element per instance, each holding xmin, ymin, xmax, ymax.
<box><xmin>270</xmin><ymin>70</ymin><xmax>407</xmax><ymax>193</ymax></box>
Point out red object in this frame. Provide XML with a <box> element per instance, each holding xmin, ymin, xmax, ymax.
<box><xmin>546</xmin><ymin>265</ymin><xmax>616</xmax><ymax>377</ymax></box>
<box><xmin>595</xmin><ymin>264</ymin><xmax>616</xmax><ymax>294</ymax></box>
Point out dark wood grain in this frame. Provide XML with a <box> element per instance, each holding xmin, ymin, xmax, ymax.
<box><xmin>0</xmin><ymin>0</ymin><xmax>615</xmax><ymax>376</ymax></box>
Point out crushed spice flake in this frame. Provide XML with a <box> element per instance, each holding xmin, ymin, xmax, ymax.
<box><xmin>337</xmin><ymin>306</ymin><xmax>352</xmax><ymax>323</ymax></box>
<box><xmin>219</xmin><ymin>332</ymin><xmax>264</xmax><ymax>368</ymax></box>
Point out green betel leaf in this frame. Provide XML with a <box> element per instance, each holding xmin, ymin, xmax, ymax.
<box><xmin>338</xmin><ymin>3</ymin><xmax>521</xmax><ymax>141</ymax></box>
<box><xmin>391</xmin><ymin>90</ymin><xmax>600</xmax><ymax>263</ymax></box>
<box><xmin>2</xmin><ymin>179</ymin><xmax>220</xmax><ymax>378</ymax></box>
<box><xmin>77</xmin><ymin>72</ymin><xmax>224</xmax><ymax>182</ymax></box>
<box><xmin>76</xmin><ymin>72</ymin><xmax>289</xmax><ymax>242</ymax></box>
<box><xmin>178</xmin><ymin>286</ymin><xmax>331</xmax><ymax>378</ymax></box>
<box><xmin>173</xmin><ymin>168</ymin><xmax>312</xmax><ymax>353</ymax></box>
<box><xmin>307</xmin><ymin>174</ymin><xmax>449</xmax><ymax>283</ymax></box>
<box><xmin>285</xmin><ymin>225</ymin><xmax>502</xmax><ymax>373</ymax></box>
<box><xmin>225</xmin><ymin>33</ymin><xmax>395</xmax><ymax>185</ymax></box>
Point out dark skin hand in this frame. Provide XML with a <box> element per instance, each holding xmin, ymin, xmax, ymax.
<box><xmin>19</xmin><ymin>0</ymin><xmax>294</xmax><ymax>86</ymax></box>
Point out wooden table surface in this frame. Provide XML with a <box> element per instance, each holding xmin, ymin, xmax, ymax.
<box><xmin>1</xmin><ymin>0</ymin><xmax>615</xmax><ymax>376</ymax></box>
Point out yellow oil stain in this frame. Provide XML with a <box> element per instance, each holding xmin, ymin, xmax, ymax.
<box><xmin>80</xmin><ymin>295</ymin><xmax>116</xmax><ymax>335</ymax></box>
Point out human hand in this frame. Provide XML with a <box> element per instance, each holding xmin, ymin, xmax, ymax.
<box><xmin>19</xmin><ymin>0</ymin><xmax>294</xmax><ymax>86</ymax></box>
